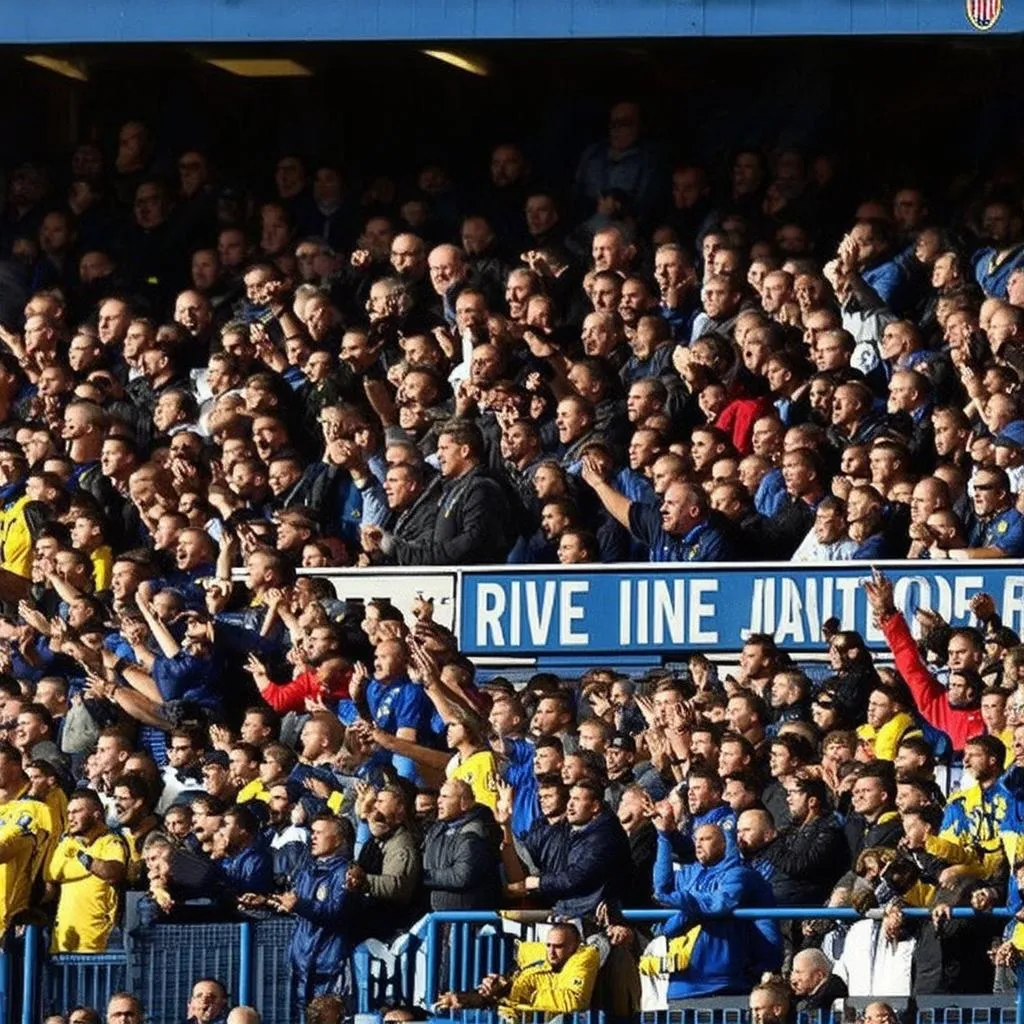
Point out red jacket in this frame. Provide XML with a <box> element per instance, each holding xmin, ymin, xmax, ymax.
<box><xmin>882</xmin><ymin>612</ymin><xmax>984</xmax><ymax>751</ymax></box>
<box><xmin>261</xmin><ymin>668</ymin><xmax>351</xmax><ymax>714</ymax></box>
<box><xmin>715</xmin><ymin>395</ymin><xmax>771</xmax><ymax>455</ymax></box>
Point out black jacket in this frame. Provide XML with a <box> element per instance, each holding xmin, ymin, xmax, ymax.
<box><xmin>624</xmin><ymin>821</ymin><xmax>658</xmax><ymax>908</ymax></box>
<box><xmin>764</xmin><ymin>815</ymin><xmax>850</xmax><ymax>905</ymax></box>
<box><xmin>422</xmin><ymin>805</ymin><xmax>502</xmax><ymax>910</ymax></box>
<box><xmin>388</xmin><ymin>476</ymin><xmax>441</xmax><ymax>563</ymax></box>
<box><xmin>391</xmin><ymin>465</ymin><xmax>511</xmax><ymax>565</ymax></box>
<box><xmin>795</xmin><ymin>974</ymin><xmax>848</xmax><ymax>1015</ymax></box>
<box><xmin>844</xmin><ymin>809</ymin><xmax>903</xmax><ymax>861</ymax></box>
<box><xmin>760</xmin><ymin>495</ymin><xmax>817</xmax><ymax>559</ymax></box>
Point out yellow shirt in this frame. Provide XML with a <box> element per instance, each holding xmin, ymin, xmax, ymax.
<box><xmin>0</xmin><ymin>494</ymin><xmax>34</xmax><ymax>578</ymax></box>
<box><xmin>89</xmin><ymin>545</ymin><xmax>113</xmax><ymax>592</ymax></box>
<box><xmin>856</xmin><ymin>713</ymin><xmax>921</xmax><ymax>762</ymax></box>
<box><xmin>122</xmin><ymin>821</ymin><xmax>158</xmax><ymax>886</ymax></box>
<box><xmin>45</xmin><ymin>830</ymin><xmax>126</xmax><ymax>952</ymax></box>
<box><xmin>0</xmin><ymin>795</ymin><xmax>53</xmax><ymax>933</ymax></box>
<box><xmin>999</xmin><ymin>728</ymin><xmax>1014</xmax><ymax>767</ymax></box>
<box><xmin>505</xmin><ymin>943</ymin><xmax>600</xmax><ymax>1013</ymax></box>
<box><xmin>237</xmin><ymin>779</ymin><xmax>270</xmax><ymax>804</ymax></box>
<box><xmin>447</xmin><ymin>750</ymin><xmax>499</xmax><ymax>810</ymax></box>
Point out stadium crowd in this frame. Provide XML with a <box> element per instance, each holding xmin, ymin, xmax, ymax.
<box><xmin>0</xmin><ymin>106</ymin><xmax>1023</xmax><ymax>1023</ymax></box>
<box><xmin>12</xmin><ymin>563</ymin><xmax>1024</xmax><ymax>1023</ymax></box>
<box><xmin>0</xmin><ymin>108</ymin><xmax>1022</xmax><ymax>569</ymax></box>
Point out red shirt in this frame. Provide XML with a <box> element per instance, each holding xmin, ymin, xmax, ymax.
<box><xmin>883</xmin><ymin>612</ymin><xmax>984</xmax><ymax>751</ymax></box>
<box><xmin>261</xmin><ymin>668</ymin><xmax>351</xmax><ymax>714</ymax></box>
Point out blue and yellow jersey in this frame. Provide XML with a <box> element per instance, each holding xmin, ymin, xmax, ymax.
<box><xmin>940</xmin><ymin>780</ymin><xmax>1012</xmax><ymax>878</ymax></box>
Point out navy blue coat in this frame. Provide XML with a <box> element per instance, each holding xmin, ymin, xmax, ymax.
<box><xmin>535</xmin><ymin>808</ymin><xmax>632</xmax><ymax>919</ymax></box>
<box><xmin>289</xmin><ymin>850</ymin><xmax>355</xmax><ymax>1001</ymax></box>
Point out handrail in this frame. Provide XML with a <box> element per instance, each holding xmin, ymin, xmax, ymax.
<box><xmin>423</xmin><ymin>907</ymin><xmax>1021</xmax><ymax>1014</ymax></box>
<box><xmin>20</xmin><ymin>908</ymin><xmax>1024</xmax><ymax>1023</ymax></box>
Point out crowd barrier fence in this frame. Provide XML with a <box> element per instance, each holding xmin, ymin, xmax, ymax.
<box><xmin>10</xmin><ymin>907</ymin><xmax>1024</xmax><ymax>1024</ymax></box>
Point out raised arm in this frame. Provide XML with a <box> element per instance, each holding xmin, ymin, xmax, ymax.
<box><xmin>580</xmin><ymin>454</ymin><xmax>632</xmax><ymax>529</ymax></box>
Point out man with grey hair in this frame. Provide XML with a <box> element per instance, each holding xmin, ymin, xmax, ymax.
<box><xmin>789</xmin><ymin>947</ymin><xmax>848</xmax><ymax>1015</ymax></box>
<box><xmin>427</xmin><ymin>244</ymin><xmax>469</xmax><ymax>328</ymax></box>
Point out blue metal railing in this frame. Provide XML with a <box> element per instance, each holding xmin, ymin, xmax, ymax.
<box><xmin>16</xmin><ymin>907</ymin><xmax>1024</xmax><ymax>1023</ymax></box>
<box><xmin>422</xmin><ymin>908</ymin><xmax>1024</xmax><ymax>1017</ymax></box>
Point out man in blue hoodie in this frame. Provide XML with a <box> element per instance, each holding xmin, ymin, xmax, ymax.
<box><xmin>653</xmin><ymin>822</ymin><xmax>781</xmax><ymax>998</ymax></box>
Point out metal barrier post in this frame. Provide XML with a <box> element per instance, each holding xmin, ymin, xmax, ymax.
<box><xmin>424</xmin><ymin>914</ymin><xmax>439</xmax><ymax>1007</ymax></box>
<box><xmin>20</xmin><ymin>926</ymin><xmax>38</xmax><ymax>1024</ymax></box>
<box><xmin>353</xmin><ymin>945</ymin><xmax>370</xmax><ymax>1013</ymax></box>
<box><xmin>238</xmin><ymin>921</ymin><xmax>254</xmax><ymax>1008</ymax></box>
<box><xmin>1016</xmin><ymin>956</ymin><xmax>1024</xmax><ymax>1024</ymax></box>
<box><xmin>0</xmin><ymin>947</ymin><xmax>7</xmax><ymax>1024</ymax></box>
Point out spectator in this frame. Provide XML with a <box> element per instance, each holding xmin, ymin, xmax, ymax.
<box><xmin>346</xmin><ymin>783</ymin><xmax>422</xmax><ymax>940</ymax></box>
<box><xmin>421</xmin><ymin>779</ymin><xmax>501</xmax><ymax>910</ymax></box>
<box><xmin>789</xmin><ymin>947</ymin><xmax>848</xmax><ymax>1014</ymax></box>
<box><xmin>866</xmin><ymin>570</ymin><xmax>985</xmax><ymax>750</ymax></box>
<box><xmin>250</xmin><ymin>814</ymin><xmax>357</xmax><ymax>1006</ymax></box>
<box><xmin>652</xmin><ymin>822</ymin><xmax>781</xmax><ymax>997</ymax></box>
<box><xmin>185</xmin><ymin>980</ymin><xmax>229</xmax><ymax>1024</ymax></box>
<box><xmin>748</xmin><ymin>979</ymin><xmax>793</xmax><ymax>1024</ymax></box>
<box><xmin>435</xmin><ymin>921</ymin><xmax>599</xmax><ymax>1013</ymax></box>
<box><xmin>44</xmin><ymin>789</ymin><xmax>127</xmax><ymax>952</ymax></box>
<box><xmin>105</xmin><ymin>994</ymin><xmax>143</xmax><ymax>1024</ymax></box>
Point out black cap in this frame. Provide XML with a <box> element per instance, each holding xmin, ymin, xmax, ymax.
<box><xmin>607</xmin><ymin>732</ymin><xmax>636</xmax><ymax>753</ymax></box>
<box><xmin>202</xmin><ymin>750</ymin><xmax>229</xmax><ymax>769</ymax></box>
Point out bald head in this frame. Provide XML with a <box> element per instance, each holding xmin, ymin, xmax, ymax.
<box><xmin>438</xmin><ymin>778</ymin><xmax>475</xmax><ymax>821</ymax></box>
<box><xmin>736</xmin><ymin>808</ymin><xmax>777</xmax><ymax>857</ymax></box>
<box><xmin>226</xmin><ymin>1010</ymin><xmax>261</xmax><ymax>1024</ymax></box>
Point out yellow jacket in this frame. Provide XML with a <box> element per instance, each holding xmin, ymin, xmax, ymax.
<box><xmin>0</xmin><ymin>494</ymin><xmax>34</xmax><ymax>578</ymax></box>
<box><xmin>0</xmin><ymin>794</ymin><xmax>54</xmax><ymax>933</ymax></box>
<box><xmin>857</xmin><ymin>713</ymin><xmax>921</xmax><ymax>762</ymax></box>
<box><xmin>504</xmin><ymin>943</ymin><xmax>600</xmax><ymax>1014</ymax></box>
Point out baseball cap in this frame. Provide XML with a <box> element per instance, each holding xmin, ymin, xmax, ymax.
<box><xmin>607</xmin><ymin>732</ymin><xmax>636</xmax><ymax>753</ymax></box>
<box><xmin>202</xmin><ymin>751</ymin><xmax>229</xmax><ymax>769</ymax></box>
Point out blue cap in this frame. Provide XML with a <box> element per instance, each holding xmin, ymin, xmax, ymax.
<box><xmin>995</xmin><ymin>420</ymin><xmax>1024</xmax><ymax>449</ymax></box>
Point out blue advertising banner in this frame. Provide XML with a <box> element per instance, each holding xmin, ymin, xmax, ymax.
<box><xmin>457</xmin><ymin>562</ymin><xmax>1024</xmax><ymax>657</ymax></box>
<box><xmin>3</xmin><ymin>0</ymin><xmax>1020</xmax><ymax>43</ymax></box>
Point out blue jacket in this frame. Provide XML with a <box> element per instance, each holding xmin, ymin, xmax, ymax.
<box><xmin>215</xmin><ymin>839</ymin><xmax>274</xmax><ymax>897</ymax></box>
<box><xmin>289</xmin><ymin>850</ymin><xmax>355</xmax><ymax>999</ymax></box>
<box><xmin>654</xmin><ymin>837</ymin><xmax>782</xmax><ymax>997</ymax></box>
<box><xmin>536</xmin><ymin>808</ymin><xmax>632</xmax><ymax>919</ymax></box>
<box><xmin>502</xmin><ymin>737</ymin><xmax>539</xmax><ymax>838</ymax></box>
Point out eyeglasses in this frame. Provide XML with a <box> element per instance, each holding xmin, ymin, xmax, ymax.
<box><xmin>974</xmin><ymin>483</ymin><xmax>1000</xmax><ymax>492</ymax></box>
